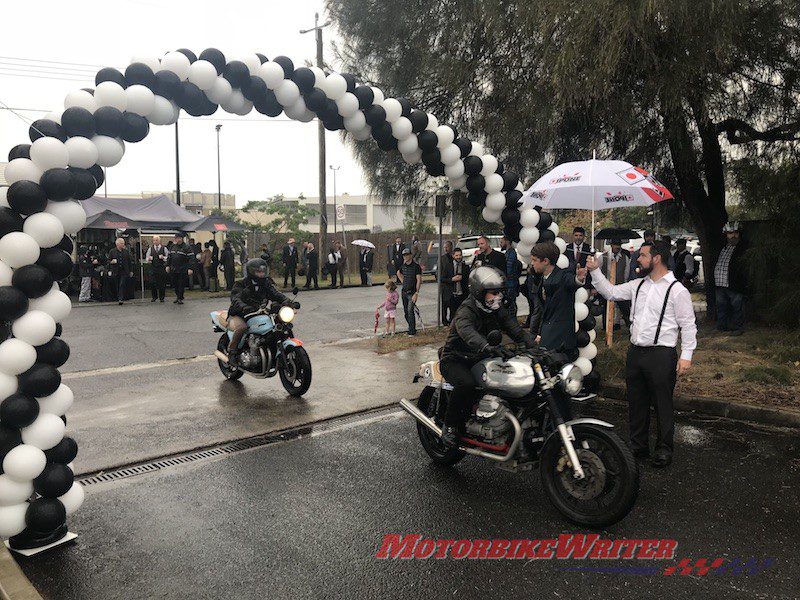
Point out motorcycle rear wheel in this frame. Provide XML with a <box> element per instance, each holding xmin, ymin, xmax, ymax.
<box><xmin>540</xmin><ymin>424</ymin><xmax>638</xmax><ymax>528</ymax></box>
<box><xmin>279</xmin><ymin>346</ymin><xmax>312</xmax><ymax>397</ymax></box>
<box><xmin>416</xmin><ymin>387</ymin><xmax>466</xmax><ymax>466</ymax></box>
<box><xmin>217</xmin><ymin>333</ymin><xmax>244</xmax><ymax>381</ymax></box>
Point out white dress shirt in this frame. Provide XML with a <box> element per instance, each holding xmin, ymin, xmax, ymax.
<box><xmin>591</xmin><ymin>268</ymin><xmax>697</xmax><ymax>360</ymax></box>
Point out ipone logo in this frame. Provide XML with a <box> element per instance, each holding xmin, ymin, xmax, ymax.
<box><xmin>604</xmin><ymin>192</ymin><xmax>635</xmax><ymax>204</ymax></box>
<box><xmin>550</xmin><ymin>172</ymin><xmax>582</xmax><ymax>184</ymax></box>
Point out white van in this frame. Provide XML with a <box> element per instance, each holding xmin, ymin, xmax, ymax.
<box><xmin>456</xmin><ymin>235</ymin><xmax>503</xmax><ymax>266</ymax></box>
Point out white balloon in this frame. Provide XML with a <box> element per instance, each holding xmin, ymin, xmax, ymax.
<box><xmin>275</xmin><ymin>80</ymin><xmax>300</xmax><ymax>107</ymax></box>
<box><xmin>425</xmin><ymin>114</ymin><xmax>439</xmax><ymax>131</ymax></box>
<box><xmin>3</xmin><ymin>159</ymin><xmax>43</xmax><ymax>185</ymax></box>
<box><xmin>397</xmin><ymin>135</ymin><xmax>419</xmax><ymax>155</ymax></box>
<box><xmin>520</xmin><ymin>208</ymin><xmax>540</xmax><ymax>228</ymax></box>
<box><xmin>0</xmin><ymin>503</ymin><xmax>28</xmax><ymax>537</ymax></box>
<box><xmin>468</xmin><ymin>141</ymin><xmax>484</xmax><ymax>157</ymax></box>
<box><xmin>343</xmin><ymin>112</ymin><xmax>367</xmax><ymax>132</ymax></box>
<box><xmin>94</xmin><ymin>81</ymin><xmax>127</xmax><ymax>111</ymax></box>
<box><xmin>297</xmin><ymin>109</ymin><xmax>316</xmax><ymax>123</ymax></box>
<box><xmin>64</xmin><ymin>136</ymin><xmax>98</xmax><ymax>169</ymax></box>
<box><xmin>160</xmin><ymin>51</ymin><xmax>191</xmax><ymax>80</ymax></box>
<box><xmin>401</xmin><ymin>149</ymin><xmax>422</xmax><ymax>164</ymax></box>
<box><xmin>484</xmin><ymin>173</ymin><xmax>504</xmax><ymax>194</ymax></box>
<box><xmin>0</xmin><ymin>339</ymin><xmax>36</xmax><ymax>376</ymax></box>
<box><xmin>0</xmin><ymin>232</ymin><xmax>39</xmax><ymax>268</ymax></box>
<box><xmin>233</xmin><ymin>99</ymin><xmax>253</xmax><ymax>116</ymax></box>
<box><xmin>390</xmin><ymin>117</ymin><xmax>413</xmax><ymax>140</ymax></box>
<box><xmin>21</xmin><ymin>413</ymin><xmax>65</xmax><ymax>450</ymax></box>
<box><xmin>259</xmin><ymin>61</ymin><xmax>286</xmax><ymax>90</ymax></box>
<box><xmin>352</xmin><ymin>127</ymin><xmax>373</xmax><ymax>142</ymax></box>
<box><xmin>519</xmin><ymin>227</ymin><xmax>540</xmax><ymax>246</ymax></box>
<box><xmin>579</xmin><ymin>342</ymin><xmax>598</xmax><ymax>360</ymax></box>
<box><xmin>30</xmin><ymin>138</ymin><xmax>68</xmax><ymax>171</ymax></box>
<box><xmin>548</xmin><ymin>222</ymin><xmax>560</xmax><ymax>236</ymax></box>
<box><xmin>370</xmin><ymin>87</ymin><xmax>385</xmax><ymax>105</ymax></box>
<box><xmin>450</xmin><ymin>174</ymin><xmax>468</xmax><ymax>190</ymax></box>
<box><xmin>440</xmin><ymin>144</ymin><xmax>461</xmax><ymax>166</ymax></box>
<box><xmin>206</xmin><ymin>77</ymin><xmax>233</xmax><ymax>105</ymax></box>
<box><xmin>382</xmin><ymin>98</ymin><xmax>402</xmax><ymax>123</ymax></box>
<box><xmin>556</xmin><ymin>253</ymin><xmax>570</xmax><ymax>269</ymax></box>
<box><xmin>575</xmin><ymin>303</ymin><xmax>589</xmax><ymax>322</ymax></box>
<box><xmin>516</xmin><ymin>182</ymin><xmax>525</xmax><ymax>192</ymax></box>
<box><xmin>64</xmin><ymin>89</ymin><xmax>96</xmax><ymax>112</ymax></box>
<box><xmin>336</xmin><ymin>93</ymin><xmax>359</xmax><ymax>118</ymax></box>
<box><xmin>485</xmin><ymin>192</ymin><xmax>506</xmax><ymax>211</ymax></box>
<box><xmin>149</xmin><ymin>96</ymin><xmax>177</xmax><ymax>126</ymax></box>
<box><xmin>481</xmin><ymin>206</ymin><xmax>501</xmax><ymax>223</ymax></box>
<box><xmin>554</xmin><ymin>237</ymin><xmax>567</xmax><ymax>253</ymax></box>
<box><xmin>479</xmin><ymin>155</ymin><xmax>499</xmax><ymax>176</ymax></box>
<box><xmin>59</xmin><ymin>482</ymin><xmax>85</xmax><ymax>516</ymax></box>
<box><xmin>131</xmin><ymin>54</ymin><xmax>160</xmax><ymax>72</ymax></box>
<box><xmin>239</xmin><ymin>54</ymin><xmax>262</xmax><ymax>76</ymax></box>
<box><xmin>92</xmin><ymin>135</ymin><xmax>125</xmax><ymax>167</ymax></box>
<box><xmin>284</xmin><ymin>97</ymin><xmax>307</xmax><ymax>120</ymax></box>
<box><xmin>23</xmin><ymin>212</ymin><xmax>65</xmax><ymax>248</ymax></box>
<box><xmin>588</xmin><ymin>328</ymin><xmax>597</xmax><ymax>342</ymax></box>
<box><xmin>28</xmin><ymin>289</ymin><xmax>71</xmax><ymax>322</ymax></box>
<box><xmin>46</xmin><ymin>200</ymin><xmax>86</xmax><ymax>234</ymax></box>
<box><xmin>37</xmin><ymin>384</ymin><xmax>74</xmax><ymax>416</ymax></box>
<box><xmin>12</xmin><ymin>310</ymin><xmax>56</xmax><ymax>347</ymax></box>
<box><xmin>444</xmin><ymin>160</ymin><xmax>465</xmax><ymax>180</ymax></box>
<box><xmin>574</xmin><ymin>357</ymin><xmax>593</xmax><ymax>376</ymax></box>
<box><xmin>44</xmin><ymin>111</ymin><xmax>63</xmax><ymax>124</ymax></box>
<box><xmin>188</xmin><ymin>60</ymin><xmax>218</xmax><ymax>91</ymax></box>
<box><xmin>575</xmin><ymin>287</ymin><xmax>589</xmax><ymax>304</ymax></box>
<box><xmin>0</xmin><ymin>372</ymin><xmax>17</xmax><ymax>401</ymax></box>
<box><xmin>309</xmin><ymin>66</ymin><xmax>326</xmax><ymax>87</ymax></box>
<box><xmin>322</xmin><ymin>73</ymin><xmax>347</xmax><ymax>100</ymax></box>
<box><xmin>2</xmin><ymin>444</ymin><xmax>46</xmax><ymax>482</ymax></box>
<box><xmin>125</xmin><ymin>85</ymin><xmax>156</xmax><ymax>117</ymax></box>
<box><xmin>435</xmin><ymin>125</ymin><xmax>455</xmax><ymax>149</ymax></box>
<box><xmin>0</xmin><ymin>476</ymin><xmax>33</xmax><ymax>507</ymax></box>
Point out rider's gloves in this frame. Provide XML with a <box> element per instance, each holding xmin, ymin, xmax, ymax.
<box><xmin>487</xmin><ymin>345</ymin><xmax>515</xmax><ymax>360</ymax></box>
<box><xmin>291</xmin><ymin>301</ymin><xmax>301</xmax><ymax>310</ymax></box>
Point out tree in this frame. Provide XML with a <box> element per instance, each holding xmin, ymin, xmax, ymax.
<box><xmin>328</xmin><ymin>0</ymin><xmax>800</xmax><ymax>314</ymax></box>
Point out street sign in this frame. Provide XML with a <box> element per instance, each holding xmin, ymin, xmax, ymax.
<box><xmin>336</xmin><ymin>204</ymin><xmax>346</xmax><ymax>221</ymax></box>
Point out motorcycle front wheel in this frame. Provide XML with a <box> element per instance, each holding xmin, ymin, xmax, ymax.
<box><xmin>217</xmin><ymin>333</ymin><xmax>244</xmax><ymax>381</ymax></box>
<box><xmin>416</xmin><ymin>387</ymin><xmax>466</xmax><ymax>466</ymax></box>
<box><xmin>279</xmin><ymin>345</ymin><xmax>312</xmax><ymax>397</ymax></box>
<box><xmin>539</xmin><ymin>424</ymin><xmax>638</xmax><ymax>528</ymax></box>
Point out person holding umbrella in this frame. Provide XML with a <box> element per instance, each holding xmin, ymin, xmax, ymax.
<box><xmin>353</xmin><ymin>240</ymin><xmax>375</xmax><ymax>286</ymax></box>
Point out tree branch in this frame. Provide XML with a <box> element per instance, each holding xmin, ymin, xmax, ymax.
<box><xmin>716</xmin><ymin>118</ymin><xmax>800</xmax><ymax>144</ymax></box>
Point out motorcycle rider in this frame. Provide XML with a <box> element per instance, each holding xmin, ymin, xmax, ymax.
<box><xmin>439</xmin><ymin>266</ymin><xmax>537</xmax><ymax>448</ymax></box>
<box><xmin>227</xmin><ymin>258</ymin><xmax>300</xmax><ymax>367</ymax></box>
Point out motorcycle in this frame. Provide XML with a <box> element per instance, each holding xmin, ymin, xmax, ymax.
<box><xmin>400</xmin><ymin>331</ymin><xmax>638</xmax><ymax>527</ymax></box>
<box><xmin>210</xmin><ymin>287</ymin><xmax>312</xmax><ymax>396</ymax></box>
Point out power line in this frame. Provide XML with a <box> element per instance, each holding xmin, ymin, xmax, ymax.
<box><xmin>0</xmin><ymin>71</ymin><xmax>90</xmax><ymax>83</ymax></box>
<box><xmin>0</xmin><ymin>61</ymin><xmax>98</xmax><ymax>75</ymax></box>
<box><xmin>0</xmin><ymin>65</ymin><xmax>94</xmax><ymax>79</ymax></box>
<box><xmin>0</xmin><ymin>55</ymin><xmax>107</xmax><ymax>69</ymax></box>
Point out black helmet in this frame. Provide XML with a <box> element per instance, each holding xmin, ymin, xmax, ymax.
<box><xmin>246</xmin><ymin>258</ymin><xmax>268</xmax><ymax>279</ymax></box>
<box><xmin>469</xmin><ymin>266</ymin><xmax>505</xmax><ymax>302</ymax></box>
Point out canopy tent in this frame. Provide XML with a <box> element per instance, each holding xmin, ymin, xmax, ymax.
<box><xmin>79</xmin><ymin>194</ymin><xmax>201</xmax><ymax>229</ymax></box>
<box><xmin>83</xmin><ymin>210</ymin><xmax>146</xmax><ymax>230</ymax></box>
<box><xmin>182</xmin><ymin>214</ymin><xmax>245</xmax><ymax>232</ymax></box>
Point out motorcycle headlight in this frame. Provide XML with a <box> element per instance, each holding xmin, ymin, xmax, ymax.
<box><xmin>278</xmin><ymin>305</ymin><xmax>295</xmax><ymax>323</ymax></box>
<box><xmin>559</xmin><ymin>364</ymin><xmax>584</xmax><ymax>396</ymax></box>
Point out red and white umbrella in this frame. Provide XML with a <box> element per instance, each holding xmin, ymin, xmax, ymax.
<box><xmin>521</xmin><ymin>156</ymin><xmax>673</xmax><ymax>247</ymax></box>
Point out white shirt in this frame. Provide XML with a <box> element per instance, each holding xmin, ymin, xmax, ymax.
<box><xmin>591</xmin><ymin>268</ymin><xmax>697</xmax><ymax>360</ymax></box>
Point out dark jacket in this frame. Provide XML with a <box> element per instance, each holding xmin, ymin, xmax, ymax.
<box><xmin>78</xmin><ymin>252</ymin><xmax>94</xmax><ymax>277</ymax></box>
<box><xmin>168</xmin><ymin>242</ymin><xmax>195</xmax><ymax>274</ymax></box>
<box><xmin>714</xmin><ymin>240</ymin><xmax>749</xmax><ymax>294</ymax></box>
<box><xmin>306</xmin><ymin>249</ymin><xmax>319</xmax><ymax>270</ymax></box>
<box><xmin>538</xmin><ymin>266</ymin><xmax>582</xmax><ymax>352</ymax></box>
<box><xmin>260</xmin><ymin>248</ymin><xmax>272</xmax><ymax>266</ymax></box>
<box><xmin>524</xmin><ymin>272</ymin><xmax>543</xmax><ymax>336</ymax></box>
<box><xmin>220</xmin><ymin>247</ymin><xmax>235</xmax><ymax>270</ymax></box>
<box><xmin>229</xmin><ymin>277</ymin><xmax>289</xmax><ymax>318</ymax></box>
<box><xmin>440</xmin><ymin>256</ymin><xmax>470</xmax><ymax>302</ymax></box>
<box><xmin>359</xmin><ymin>249</ymin><xmax>374</xmax><ymax>271</ymax></box>
<box><xmin>442</xmin><ymin>296</ymin><xmax>535</xmax><ymax>362</ymax></box>
<box><xmin>388</xmin><ymin>242</ymin><xmax>405</xmax><ymax>270</ymax></box>
<box><xmin>565</xmin><ymin>242</ymin><xmax>591</xmax><ymax>270</ymax></box>
<box><xmin>472</xmin><ymin>248</ymin><xmax>505</xmax><ymax>272</ymax></box>
<box><xmin>147</xmin><ymin>244</ymin><xmax>168</xmax><ymax>273</ymax></box>
<box><xmin>282</xmin><ymin>244</ymin><xmax>298</xmax><ymax>268</ymax></box>
<box><xmin>108</xmin><ymin>247</ymin><xmax>133</xmax><ymax>276</ymax></box>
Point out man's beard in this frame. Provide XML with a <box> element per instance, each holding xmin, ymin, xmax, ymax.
<box><xmin>639</xmin><ymin>263</ymin><xmax>653</xmax><ymax>276</ymax></box>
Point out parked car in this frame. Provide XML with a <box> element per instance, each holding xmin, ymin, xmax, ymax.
<box><xmin>456</xmin><ymin>235</ymin><xmax>503</xmax><ymax>266</ymax></box>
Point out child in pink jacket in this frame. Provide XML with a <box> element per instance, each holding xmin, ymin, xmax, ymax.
<box><xmin>376</xmin><ymin>280</ymin><xmax>399</xmax><ymax>337</ymax></box>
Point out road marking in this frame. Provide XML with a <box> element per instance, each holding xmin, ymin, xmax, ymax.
<box><xmin>62</xmin><ymin>355</ymin><xmax>216</xmax><ymax>380</ymax></box>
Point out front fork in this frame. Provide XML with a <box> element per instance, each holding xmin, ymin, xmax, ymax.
<box><xmin>533</xmin><ymin>363</ymin><xmax>586</xmax><ymax>480</ymax></box>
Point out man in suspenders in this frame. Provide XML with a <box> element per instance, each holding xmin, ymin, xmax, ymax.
<box><xmin>586</xmin><ymin>240</ymin><xmax>697</xmax><ymax>468</ymax></box>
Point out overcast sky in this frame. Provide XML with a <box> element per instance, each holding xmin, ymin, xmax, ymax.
<box><xmin>0</xmin><ymin>0</ymin><xmax>368</xmax><ymax>206</ymax></box>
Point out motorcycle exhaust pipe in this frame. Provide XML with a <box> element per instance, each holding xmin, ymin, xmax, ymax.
<box><xmin>214</xmin><ymin>350</ymin><xmax>229</xmax><ymax>363</ymax></box>
<box><xmin>399</xmin><ymin>398</ymin><xmax>522</xmax><ymax>463</ymax></box>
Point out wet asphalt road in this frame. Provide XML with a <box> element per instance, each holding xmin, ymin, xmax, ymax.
<box><xmin>20</xmin><ymin>403</ymin><xmax>800</xmax><ymax>600</ymax></box>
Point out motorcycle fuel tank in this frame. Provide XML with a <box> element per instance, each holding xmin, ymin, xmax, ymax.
<box><xmin>246</xmin><ymin>314</ymin><xmax>275</xmax><ymax>335</ymax></box>
<box><xmin>471</xmin><ymin>357</ymin><xmax>535</xmax><ymax>398</ymax></box>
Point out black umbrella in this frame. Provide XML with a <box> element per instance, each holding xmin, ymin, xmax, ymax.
<box><xmin>595</xmin><ymin>228</ymin><xmax>641</xmax><ymax>241</ymax></box>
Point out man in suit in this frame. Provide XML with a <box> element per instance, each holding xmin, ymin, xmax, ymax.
<box><xmin>601</xmin><ymin>238</ymin><xmax>632</xmax><ymax>327</ymax></box>
<box><xmin>500</xmin><ymin>235</ymin><xmax>521</xmax><ymax>316</ymax></box>
<box><xmin>565</xmin><ymin>227</ymin><xmax>591</xmax><ymax>271</ymax></box>
<box><xmin>282</xmin><ymin>238</ymin><xmax>298</xmax><ymax>289</ymax></box>
<box><xmin>388</xmin><ymin>236</ymin><xmax>405</xmax><ymax>280</ymax></box>
<box><xmin>440</xmin><ymin>245</ymin><xmax>470</xmax><ymax>326</ymax></box>
<box><xmin>220</xmin><ymin>241</ymin><xmax>236</xmax><ymax>291</ymax></box>
<box><xmin>166</xmin><ymin>233</ymin><xmax>195</xmax><ymax>304</ymax></box>
<box><xmin>108</xmin><ymin>237</ymin><xmax>134</xmax><ymax>306</ymax></box>
<box><xmin>530</xmin><ymin>241</ymin><xmax>587</xmax><ymax>357</ymax></box>
<box><xmin>145</xmin><ymin>235</ymin><xmax>168</xmax><ymax>302</ymax></box>
<box><xmin>359</xmin><ymin>246</ymin><xmax>374</xmax><ymax>286</ymax></box>
<box><xmin>305</xmin><ymin>242</ymin><xmax>319</xmax><ymax>289</ymax></box>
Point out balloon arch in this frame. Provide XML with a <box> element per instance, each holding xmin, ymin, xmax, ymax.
<box><xmin>0</xmin><ymin>48</ymin><xmax>598</xmax><ymax>548</ymax></box>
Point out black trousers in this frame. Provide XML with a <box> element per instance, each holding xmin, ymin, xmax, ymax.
<box><xmin>306</xmin><ymin>267</ymin><xmax>318</xmax><ymax>289</ymax></box>
<box><xmin>224</xmin><ymin>267</ymin><xmax>235</xmax><ymax>291</ymax></box>
<box><xmin>360</xmin><ymin>268</ymin><xmax>369</xmax><ymax>286</ymax></box>
<box><xmin>401</xmin><ymin>289</ymin><xmax>416</xmax><ymax>334</ymax></box>
<box><xmin>625</xmin><ymin>345</ymin><xmax>678</xmax><ymax>455</ymax></box>
<box><xmin>440</xmin><ymin>357</ymin><xmax>478</xmax><ymax>426</ymax></box>
<box><xmin>284</xmin><ymin>266</ymin><xmax>296</xmax><ymax>288</ymax></box>
<box><xmin>151</xmin><ymin>269</ymin><xmax>166</xmax><ymax>300</ymax></box>
<box><xmin>172</xmin><ymin>272</ymin><xmax>187</xmax><ymax>300</ymax></box>
<box><xmin>115</xmin><ymin>273</ymin><xmax>129</xmax><ymax>302</ymax></box>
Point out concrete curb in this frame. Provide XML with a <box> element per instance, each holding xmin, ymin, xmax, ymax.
<box><xmin>601</xmin><ymin>383</ymin><xmax>800</xmax><ymax>429</ymax></box>
<box><xmin>0</xmin><ymin>545</ymin><xmax>42</xmax><ymax>600</ymax></box>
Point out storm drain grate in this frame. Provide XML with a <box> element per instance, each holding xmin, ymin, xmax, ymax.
<box><xmin>77</xmin><ymin>406</ymin><xmax>400</xmax><ymax>488</ymax></box>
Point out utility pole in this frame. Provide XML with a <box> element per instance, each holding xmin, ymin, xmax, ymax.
<box><xmin>175</xmin><ymin>121</ymin><xmax>181</xmax><ymax>206</ymax></box>
<box><xmin>300</xmin><ymin>13</ymin><xmax>331</xmax><ymax>260</ymax></box>
<box><xmin>329</xmin><ymin>165</ymin><xmax>340</xmax><ymax>238</ymax></box>
<box><xmin>215</xmin><ymin>124</ymin><xmax>222</xmax><ymax>210</ymax></box>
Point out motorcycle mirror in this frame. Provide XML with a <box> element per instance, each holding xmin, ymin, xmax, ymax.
<box><xmin>487</xmin><ymin>330</ymin><xmax>502</xmax><ymax>346</ymax></box>
<box><xmin>292</xmin><ymin>287</ymin><xmax>299</xmax><ymax>295</ymax></box>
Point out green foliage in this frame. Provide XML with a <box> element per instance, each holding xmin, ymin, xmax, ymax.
<box><xmin>740</xmin><ymin>365</ymin><xmax>793</xmax><ymax>386</ymax></box>
<box><xmin>262</xmin><ymin>200</ymin><xmax>318</xmax><ymax>240</ymax></box>
<box><xmin>402</xmin><ymin>207</ymin><xmax>435</xmax><ymax>234</ymax></box>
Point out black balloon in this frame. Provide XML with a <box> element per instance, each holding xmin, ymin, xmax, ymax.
<box><xmin>539</xmin><ymin>229</ymin><xmax>556</xmax><ymax>243</ymax></box>
<box><xmin>272</xmin><ymin>56</ymin><xmax>294</xmax><ymax>78</ymax></box>
<box><xmin>353</xmin><ymin>86</ymin><xmax>374</xmax><ymax>110</ymax></box>
<box><xmin>371</xmin><ymin>122</ymin><xmax>393</xmax><ymax>143</ymax></box>
<box><xmin>19</xmin><ymin>364</ymin><xmax>61</xmax><ymax>397</ymax></box>
<box><xmin>505</xmin><ymin>189</ymin><xmax>523</xmax><ymax>207</ymax></box>
<box><xmin>37</xmin><ymin>249</ymin><xmax>73</xmax><ymax>281</ymax></box>
<box><xmin>25</xmin><ymin>498</ymin><xmax>66</xmax><ymax>533</ymax></box>
<box><xmin>44</xmin><ymin>436</ymin><xmax>78</xmax><ymax>464</ymax></box>
<box><xmin>89</xmin><ymin>164</ymin><xmax>105</xmax><ymax>188</ymax></box>
<box><xmin>0</xmin><ymin>208</ymin><xmax>24</xmax><ymax>237</ymax></box>
<box><xmin>153</xmin><ymin>70</ymin><xmax>181</xmax><ymax>101</ymax></box>
<box><xmin>0</xmin><ymin>394</ymin><xmax>39</xmax><ymax>429</ymax></box>
<box><xmin>176</xmin><ymin>48</ymin><xmax>197</xmax><ymax>63</ymax></box>
<box><xmin>124</xmin><ymin>62</ymin><xmax>156</xmax><ymax>89</ymax></box>
<box><xmin>424</xmin><ymin>161</ymin><xmax>445</xmax><ymax>177</ymax></box>
<box><xmin>417</xmin><ymin>130</ymin><xmax>438</xmax><ymax>152</ymax></box>
<box><xmin>408</xmin><ymin>110</ymin><xmax>428</xmax><ymax>133</ymax></box>
<box><xmin>466</xmin><ymin>174</ymin><xmax>486</xmax><ymax>194</ymax></box>
<box><xmin>254</xmin><ymin>93</ymin><xmax>283</xmax><ymax>117</ymax></box>
<box><xmin>0</xmin><ymin>286</ymin><xmax>29</xmax><ymax>320</ymax></box>
<box><xmin>8</xmin><ymin>144</ymin><xmax>31</xmax><ymax>161</ymax></box>
<box><xmin>29</xmin><ymin>120</ymin><xmax>66</xmax><ymax>143</ymax></box>
<box><xmin>340</xmin><ymin>73</ymin><xmax>357</xmax><ymax>93</ymax></box>
<box><xmin>39</xmin><ymin>169</ymin><xmax>75</xmax><ymax>202</ymax></box>
<box><xmin>12</xmin><ymin>265</ymin><xmax>54</xmax><ymax>299</ymax></box>
<box><xmin>55</xmin><ymin>235</ymin><xmax>73</xmax><ymax>253</ymax></box>
<box><xmin>81</xmin><ymin>87</ymin><xmax>95</xmax><ymax>96</ymax></box>
<box><xmin>60</xmin><ymin>107</ymin><xmax>96</xmax><ymax>139</ymax></box>
<box><xmin>7</xmin><ymin>181</ymin><xmax>47</xmax><ymax>214</ymax></box>
<box><xmin>377</xmin><ymin>136</ymin><xmax>398</xmax><ymax>152</ymax></box>
<box><xmin>223</xmin><ymin>61</ymin><xmax>249</xmax><ymax>88</ymax></box>
<box><xmin>68</xmin><ymin>167</ymin><xmax>98</xmax><ymax>200</ymax></box>
<box><xmin>503</xmin><ymin>222</ymin><xmax>523</xmax><ymax>242</ymax></box>
<box><xmin>467</xmin><ymin>192</ymin><xmax>486</xmax><ymax>208</ymax></box>
<box><xmin>54</xmin><ymin>323</ymin><xmax>62</xmax><ymax>337</ymax></box>
<box><xmin>576</xmin><ymin>330</ymin><xmax>591</xmax><ymax>348</ymax></box>
<box><xmin>33</xmin><ymin>464</ymin><xmax>74</xmax><ymax>498</ymax></box>
<box><xmin>35</xmin><ymin>337</ymin><xmax>70</xmax><ymax>368</ymax></box>
<box><xmin>95</xmin><ymin>67</ymin><xmax>127</xmax><ymax>88</ymax></box>
<box><xmin>501</xmin><ymin>207</ymin><xmax>521</xmax><ymax>226</ymax></box>
<box><xmin>502</xmin><ymin>171</ymin><xmax>519</xmax><ymax>192</ymax></box>
<box><xmin>0</xmin><ymin>425</ymin><xmax>22</xmax><ymax>469</ymax></box>
<box><xmin>454</xmin><ymin>137</ymin><xmax>472</xmax><ymax>158</ymax></box>
<box><xmin>318</xmin><ymin>100</ymin><xmax>339</xmax><ymax>121</ymax></box>
<box><xmin>463</xmin><ymin>155</ymin><xmax>483</xmax><ymax>176</ymax></box>
<box><xmin>537</xmin><ymin>211</ymin><xmax>553</xmax><ymax>230</ymax></box>
<box><xmin>495</xmin><ymin>161</ymin><xmax>505</xmax><ymax>175</ymax></box>
<box><xmin>242</xmin><ymin>75</ymin><xmax>267</xmax><ymax>102</ymax></box>
<box><xmin>578</xmin><ymin>314</ymin><xmax>596</xmax><ymax>331</ymax></box>
<box><xmin>590</xmin><ymin>301</ymin><xmax>604</xmax><ymax>317</ymax></box>
<box><xmin>291</xmin><ymin>68</ymin><xmax>316</xmax><ymax>94</ymax></box>
<box><xmin>364</xmin><ymin>105</ymin><xmax>387</xmax><ymax>127</ymax></box>
<box><xmin>323</xmin><ymin>115</ymin><xmax>345</xmax><ymax>131</ymax></box>
<box><xmin>199</xmin><ymin>48</ymin><xmax>226</xmax><ymax>74</ymax></box>
<box><xmin>175</xmin><ymin>81</ymin><xmax>206</xmax><ymax>113</ymax></box>
<box><xmin>94</xmin><ymin>106</ymin><xmax>125</xmax><ymax>138</ymax></box>
<box><xmin>396</xmin><ymin>97</ymin><xmax>413</xmax><ymax>118</ymax></box>
<box><xmin>256</xmin><ymin>53</ymin><xmax>268</xmax><ymax>64</ymax></box>
<box><xmin>120</xmin><ymin>112</ymin><xmax>149</xmax><ymax>143</ymax></box>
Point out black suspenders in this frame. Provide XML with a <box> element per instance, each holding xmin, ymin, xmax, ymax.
<box><xmin>632</xmin><ymin>279</ymin><xmax>679</xmax><ymax>345</ymax></box>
